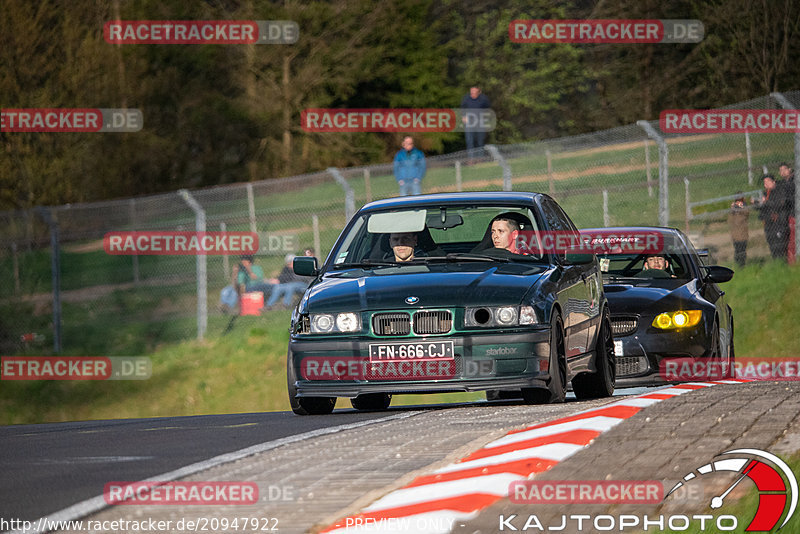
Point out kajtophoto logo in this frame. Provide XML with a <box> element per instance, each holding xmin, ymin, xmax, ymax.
<box><xmin>104</xmin><ymin>20</ymin><xmax>298</xmax><ymax>44</ymax></box>
<box><xmin>509</xmin><ymin>19</ymin><xmax>704</xmax><ymax>44</ymax></box>
<box><xmin>666</xmin><ymin>449</ymin><xmax>798</xmax><ymax>531</ymax></box>
<box><xmin>1</xmin><ymin>108</ymin><xmax>142</xmax><ymax>132</ymax></box>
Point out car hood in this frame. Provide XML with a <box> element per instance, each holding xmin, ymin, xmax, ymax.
<box><xmin>603</xmin><ymin>278</ymin><xmax>700</xmax><ymax>312</ymax></box>
<box><xmin>303</xmin><ymin>264</ymin><xmax>547</xmax><ymax>312</ymax></box>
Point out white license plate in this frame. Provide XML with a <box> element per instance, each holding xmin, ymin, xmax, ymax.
<box><xmin>614</xmin><ymin>340</ymin><xmax>624</xmax><ymax>356</ymax></box>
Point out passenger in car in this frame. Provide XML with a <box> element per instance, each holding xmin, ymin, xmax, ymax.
<box><xmin>491</xmin><ymin>217</ymin><xmax>522</xmax><ymax>253</ymax></box>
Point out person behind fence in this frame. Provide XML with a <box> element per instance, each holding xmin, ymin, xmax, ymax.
<box><xmin>755</xmin><ymin>174</ymin><xmax>790</xmax><ymax>261</ymax></box>
<box><xmin>779</xmin><ymin>162</ymin><xmax>796</xmax><ymax>262</ymax></box>
<box><xmin>233</xmin><ymin>254</ymin><xmax>277</xmax><ymax>302</ymax></box>
<box><xmin>393</xmin><ymin>136</ymin><xmax>426</xmax><ymax>196</ymax></box>
<box><xmin>461</xmin><ymin>85</ymin><xmax>491</xmax><ymax>163</ymax></box>
<box><xmin>265</xmin><ymin>254</ymin><xmax>308</xmax><ymax>309</ymax></box>
<box><xmin>728</xmin><ymin>192</ymin><xmax>749</xmax><ymax>266</ymax></box>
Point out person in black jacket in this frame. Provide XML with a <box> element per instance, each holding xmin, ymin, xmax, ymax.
<box><xmin>461</xmin><ymin>86</ymin><xmax>491</xmax><ymax>162</ymax></box>
<box><xmin>756</xmin><ymin>174</ymin><xmax>791</xmax><ymax>260</ymax></box>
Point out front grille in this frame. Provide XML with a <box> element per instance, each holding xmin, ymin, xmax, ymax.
<box><xmin>372</xmin><ymin>313</ymin><xmax>411</xmax><ymax>336</ymax></box>
<box><xmin>617</xmin><ymin>356</ymin><xmax>645</xmax><ymax>377</ymax></box>
<box><xmin>611</xmin><ymin>316</ymin><xmax>638</xmax><ymax>337</ymax></box>
<box><xmin>413</xmin><ymin>310</ymin><xmax>452</xmax><ymax>335</ymax></box>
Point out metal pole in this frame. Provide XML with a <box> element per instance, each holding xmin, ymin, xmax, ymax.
<box><xmin>178</xmin><ymin>189</ymin><xmax>207</xmax><ymax>342</ymax></box>
<box><xmin>455</xmin><ymin>160</ymin><xmax>462</xmax><ymax>192</ymax></box>
<box><xmin>645</xmin><ymin>140</ymin><xmax>654</xmax><ymax>197</ymax></box>
<box><xmin>364</xmin><ymin>168</ymin><xmax>372</xmax><ymax>203</ymax></box>
<box><xmin>546</xmin><ymin>149</ymin><xmax>555</xmax><ymax>196</ymax></box>
<box><xmin>602</xmin><ymin>190</ymin><xmax>610</xmax><ymax>227</ymax></box>
<box><xmin>745</xmin><ymin>130</ymin><xmax>753</xmax><ymax>186</ymax></box>
<box><xmin>770</xmin><ymin>92</ymin><xmax>800</xmax><ymax>263</ymax></box>
<box><xmin>637</xmin><ymin>121</ymin><xmax>669</xmax><ymax>226</ymax></box>
<box><xmin>327</xmin><ymin>167</ymin><xmax>356</xmax><ymax>221</ymax></box>
<box><xmin>312</xmin><ymin>214</ymin><xmax>321</xmax><ymax>261</ymax></box>
<box><xmin>684</xmin><ymin>178</ymin><xmax>691</xmax><ymax>233</ymax></box>
<box><xmin>36</xmin><ymin>208</ymin><xmax>61</xmax><ymax>353</ymax></box>
<box><xmin>129</xmin><ymin>199</ymin><xmax>139</xmax><ymax>285</ymax></box>
<box><xmin>220</xmin><ymin>222</ymin><xmax>229</xmax><ymax>279</ymax></box>
<box><xmin>246</xmin><ymin>182</ymin><xmax>257</xmax><ymax>234</ymax></box>
<box><xmin>484</xmin><ymin>144</ymin><xmax>512</xmax><ymax>191</ymax></box>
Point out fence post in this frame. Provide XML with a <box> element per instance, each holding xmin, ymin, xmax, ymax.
<box><xmin>546</xmin><ymin>149</ymin><xmax>555</xmax><ymax>196</ymax></box>
<box><xmin>770</xmin><ymin>92</ymin><xmax>800</xmax><ymax>263</ymax></box>
<box><xmin>328</xmin><ymin>167</ymin><xmax>356</xmax><ymax>221</ymax></box>
<box><xmin>637</xmin><ymin>121</ymin><xmax>669</xmax><ymax>226</ymax></box>
<box><xmin>35</xmin><ymin>207</ymin><xmax>62</xmax><ymax>353</ymax></box>
<box><xmin>178</xmin><ymin>189</ymin><xmax>207</xmax><ymax>342</ymax></box>
<box><xmin>745</xmin><ymin>130</ymin><xmax>753</xmax><ymax>186</ymax></box>
<box><xmin>246</xmin><ymin>182</ymin><xmax>257</xmax><ymax>234</ymax></box>
<box><xmin>684</xmin><ymin>178</ymin><xmax>691</xmax><ymax>233</ymax></box>
<box><xmin>455</xmin><ymin>160</ymin><xmax>462</xmax><ymax>192</ymax></box>
<box><xmin>644</xmin><ymin>139</ymin><xmax>654</xmax><ymax>197</ymax></box>
<box><xmin>312</xmin><ymin>214</ymin><xmax>321</xmax><ymax>261</ymax></box>
<box><xmin>484</xmin><ymin>144</ymin><xmax>512</xmax><ymax>191</ymax></box>
<box><xmin>129</xmin><ymin>199</ymin><xmax>140</xmax><ymax>285</ymax></box>
<box><xmin>602</xmin><ymin>190</ymin><xmax>610</xmax><ymax>227</ymax></box>
<box><xmin>220</xmin><ymin>222</ymin><xmax>229</xmax><ymax>279</ymax></box>
<box><xmin>364</xmin><ymin>168</ymin><xmax>372</xmax><ymax>203</ymax></box>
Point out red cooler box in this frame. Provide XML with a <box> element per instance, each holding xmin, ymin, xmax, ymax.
<box><xmin>240</xmin><ymin>292</ymin><xmax>264</xmax><ymax>316</ymax></box>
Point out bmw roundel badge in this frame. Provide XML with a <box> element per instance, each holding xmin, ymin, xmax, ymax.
<box><xmin>405</xmin><ymin>296</ymin><xmax>419</xmax><ymax>305</ymax></box>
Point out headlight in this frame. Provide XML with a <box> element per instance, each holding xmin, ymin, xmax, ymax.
<box><xmin>652</xmin><ymin>310</ymin><xmax>702</xmax><ymax>330</ymax></box>
<box><xmin>309</xmin><ymin>313</ymin><xmax>361</xmax><ymax>334</ymax></box>
<box><xmin>466</xmin><ymin>306</ymin><xmax>537</xmax><ymax>327</ymax></box>
<box><xmin>336</xmin><ymin>312</ymin><xmax>360</xmax><ymax>332</ymax></box>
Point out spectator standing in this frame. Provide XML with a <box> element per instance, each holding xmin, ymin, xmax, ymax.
<box><xmin>779</xmin><ymin>162</ymin><xmax>796</xmax><ymax>263</ymax></box>
<box><xmin>461</xmin><ymin>86</ymin><xmax>491</xmax><ymax>163</ymax></box>
<box><xmin>756</xmin><ymin>174</ymin><xmax>790</xmax><ymax>260</ymax></box>
<box><xmin>393</xmin><ymin>136</ymin><xmax>426</xmax><ymax>196</ymax></box>
<box><xmin>728</xmin><ymin>193</ymin><xmax>749</xmax><ymax>266</ymax></box>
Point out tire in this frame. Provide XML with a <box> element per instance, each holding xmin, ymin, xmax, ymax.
<box><xmin>351</xmin><ymin>393</ymin><xmax>392</xmax><ymax>411</ymax></box>
<box><xmin>522</xmin><ymin>313</ymin><xmax>566</xmax><ymax>404</ymax></box>
<box><xmin>287</xmin><ymin>352</ymin><xmax>336</xmax><ymax>415</ymax></box>
<box><xmin>726</xmin><ymin>321</ymin><xmax>736</xmax><ymax>379</ymax></box>
<box><xmin>572</xmin><ymin>309</ymin><xmax>615</xmax><ymax>399</ymax></box>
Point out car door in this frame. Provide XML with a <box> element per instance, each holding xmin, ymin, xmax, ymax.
<box><xmin>540</xmin><ymin>198</ymin><xmax>592</xmax><ymax>357</ymax></box>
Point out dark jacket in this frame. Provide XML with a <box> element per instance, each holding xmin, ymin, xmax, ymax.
<box><xmin>758</xmin><ymin>183</ymin><xmax>791</xmax><ymax>227</ymax></box>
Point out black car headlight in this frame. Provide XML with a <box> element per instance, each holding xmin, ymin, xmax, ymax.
<box><xmin>652</xmin><ymin>310</ymin><xmax>702</xmax><ymax>330</ymax></box>
<box><xmin>466</xmin><ymin>306</ymin><xmax>538</xmax><ymax>327</ymax></box>
<box><xmin>310</xmin><ymin>312</ymin><xmax>361</xmax><ymax>333</ymax></box>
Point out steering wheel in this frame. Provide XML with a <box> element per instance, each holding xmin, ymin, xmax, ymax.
<box><xmin>633</xmin><ymin>268</ymin><xmax>673</xmax><ymax>279</ymax></box>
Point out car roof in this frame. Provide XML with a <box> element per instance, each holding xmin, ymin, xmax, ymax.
<box><xmin>358</xmin><ymin>191</ymin><xmax>547</xmax><ymax>212</ymax></box>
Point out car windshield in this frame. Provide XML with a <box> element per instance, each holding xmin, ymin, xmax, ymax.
<box><xmin>329</xmin><ymin>205</ymin><xmax>546</xmax><ymax>268</ymax></box>
<box><xmin>597</xmin><ymin>234</ymin><xmax>695</xmax><ymax>281</ymax></box>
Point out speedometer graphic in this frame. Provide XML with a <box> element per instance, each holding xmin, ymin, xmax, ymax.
<box><xmin>666</xmin><ymin>449</ymin><xmax>798</xmax><ymax>531</ymax></box>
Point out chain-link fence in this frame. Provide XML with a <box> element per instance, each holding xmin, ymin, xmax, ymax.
<box><xmin>1</xmin><ymin>91</ymin><xmax>797</xmax><ymax>355</ymax></box>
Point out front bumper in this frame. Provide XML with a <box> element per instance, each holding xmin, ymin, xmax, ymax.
<box><xmin>289</xmin><ymin>329</ymin><xmax>551</xmax><ymax>398</ymax></box>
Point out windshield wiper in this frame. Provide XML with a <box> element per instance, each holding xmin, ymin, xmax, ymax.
<box><xmin>332</xmin><ymin>259</ymin><xmax>399</xmax><ymax>269</ymax></box>
<box><xmin>417</xmin><ymin>253</ymin><xmax>511</xmax><ymax>263</ymax></box>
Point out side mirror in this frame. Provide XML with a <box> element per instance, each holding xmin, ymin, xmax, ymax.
<box><xmin>704</xmin><ymin>265</ymin><xmax>733</xmax><ymax>284</ymax></box>
<box><xmin>563</xmin><ymin>253</ymin><xmax>595</xmax><ymax>265</ymax></box>
<box><xmin>293</xmin><ymin>256</ymin><xmax>319</xmax><ymax>277</ymax></box>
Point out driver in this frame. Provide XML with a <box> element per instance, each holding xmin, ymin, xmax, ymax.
<box><xmin>642</xmin><ymin>254</ymin><xmax>675</xmax><ymax>277</ymax></box>
<box><xmin>491</xmin><ymin>217</ymin><xmax>521</xmax><ymax>253</ymax></box>
<box><xmin>389</xmin><ymin>232</ymin><xmax>418</xmax><ymax>262</ymax></box>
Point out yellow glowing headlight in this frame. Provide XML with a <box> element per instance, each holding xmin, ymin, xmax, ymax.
<box><xmin>652</xmin><ymin>310</ymin><xmax>702</xmax><ymax>329</ymax></box>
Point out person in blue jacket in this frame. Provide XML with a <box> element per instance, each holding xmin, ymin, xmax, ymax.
<box><xmin>393</xmin><ymin>136</ymin><xmax>426</xmax><ymax>196</ymax></box>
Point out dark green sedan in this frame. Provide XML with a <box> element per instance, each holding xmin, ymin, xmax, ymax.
<box><xmin>287</xmin><ymin>192</ymin><xmax>615</xmax><ymax>414</ymax></box>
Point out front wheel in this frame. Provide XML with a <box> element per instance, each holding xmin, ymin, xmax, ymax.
<box><xmin>572</xmin><ymin>310</ymin><xmax>615</xmax><ymax>399</ymax></box>
<box><xmin>287</xmin><ymin>352</ymin><xmax>336</xmax><ymax>415</ymax></box>
<box><xmin>522</xmin><ymin>313</ymin><xmax>566</xmax><ymax>404</ymax></box>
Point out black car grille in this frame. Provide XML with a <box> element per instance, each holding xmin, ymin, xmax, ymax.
<box><xmin>617</xmin><ymin>356</ymin><xmax>646</xmax><ymax>377</ymax></box>
<box><xmin>372</xmin><ymin>313</ymin><xmax>411</xmax><ymax>336</ymax></box>
<box><xmin>413</xmin><ymin>310</ymin><xmax>452</xmax><ymax>335</ymax></box>
<box><xmin>611</xmin><ymin>316</ymin><xmax>638</xmax><ymax>337</ymax></box>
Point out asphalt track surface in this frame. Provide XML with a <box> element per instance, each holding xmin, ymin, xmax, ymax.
<box><xmin>0</xmin><ymin>390</ymin><xmax>653</xmax><ymax>529</ymax></box>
